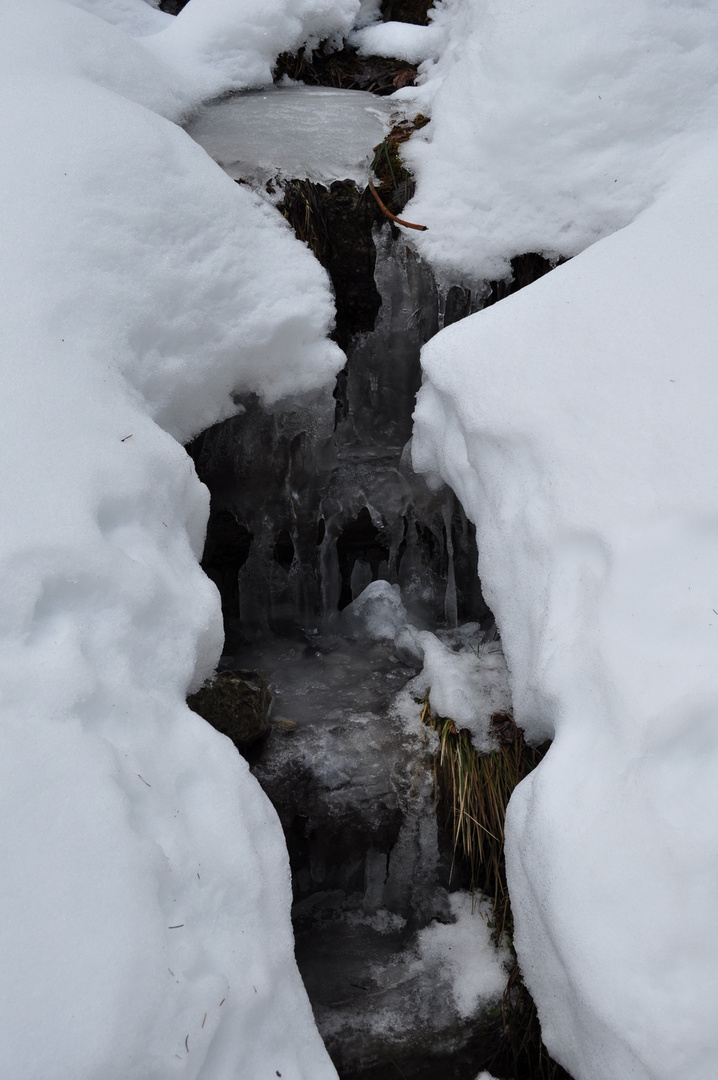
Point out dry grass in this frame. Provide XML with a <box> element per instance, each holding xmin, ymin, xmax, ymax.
<box><xmin>420</xmin><ymin>698</ymin><xmax>547</xmax><ymax>941</ymax></box>
<box><xmin>420</xmin><ymin>697</ymin><xmax>572</xmax><ymax>1079</ymax></box>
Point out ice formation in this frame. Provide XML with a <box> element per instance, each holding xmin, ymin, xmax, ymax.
<box><xmin>0</xmin><ymin>0</ymin><xmax>358</xmax><ymax>1076</ymax></box>
<box><xmin>186</xmin><ymin>85</ymin><xmax>395</xmax><ymax>187</ymax></box>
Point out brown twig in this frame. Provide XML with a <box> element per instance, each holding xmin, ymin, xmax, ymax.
<box><xmin>368</xmin><ymin>177</ymin><xmax>428</xmax><ymax>231</ymax></box>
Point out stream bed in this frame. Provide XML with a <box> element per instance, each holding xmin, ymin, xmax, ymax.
<box><xmin>186</xmin><ymin>83</ymin><xmax>512</xmax><ymax>1079</ymax></box>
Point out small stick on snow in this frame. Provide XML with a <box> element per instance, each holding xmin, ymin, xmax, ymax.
<box><xmin>201</xmin><ymin>1013</ymin><xmax>206</xmax><ymax>1029</ymax></box>
<box><xmin>185</xmin><ymin>1035</ymin><xmax>189</xmax><ymax>1053</ymax></box>
<box><xmin>168</xmin><ymin>924</ymin><xmax>184</xmax><ymax>929</ymax></box>
<box><xmin>137</xmin><ymin>774</ymin><xmax>151</xmax><ymax>787</ymax></box>
<box><xmin>367</xmin><ymin>178</ymin><xmax>428</xmax><ymax>231</ymax></box>
<box><xmin>121</xmin><ymin>434</ymin><xmax>133</xmax><ymax>442</ymax></box>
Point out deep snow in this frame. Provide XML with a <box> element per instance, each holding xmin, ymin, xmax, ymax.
<box><xmin>407</xmin><ymin>6</ymin><xmax>718</xmax><ymax>1075</ymax></box>
<box><xmin>0</xmin><ymin>0</ymin><xmax>356</xmax><ymax>1076</ymax></box>
<box><xmin>6</xmin><ymin>0</ymin><xmax>718</xmax><ymax>1078</ymax></box>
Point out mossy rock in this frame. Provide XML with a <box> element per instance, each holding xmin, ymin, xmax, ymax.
<box><xmin>188</xmin><ymin>669</ymin><xmax>271</xmax><ymax>753</ymax></box>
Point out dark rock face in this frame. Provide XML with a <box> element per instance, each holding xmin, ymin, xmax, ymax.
<box><xmin>187</xmin><ymin>669</ymin><xmax>271</xmax><ymax>753</ymax></box>
<box><xmin>279</xmin><ymin>179</ymin><xmax>383</xmax><ymax>350</ymax></box>
<box><xmin>158</xmin><ymin>0</ymin><xmax>189</xmax><ymax>13</ymax></box>
<box><xmin>380</xmin><ymin>0</ymin><xmax>435</xmax><ymax>25</ymax></box>
<box><xmin>274</xmin><ymin>46</ymin><xmax>420</xmax><ymax>96</ymax></box>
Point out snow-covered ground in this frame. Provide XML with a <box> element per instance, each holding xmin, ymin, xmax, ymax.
<box><xmin>402</xmin><ymin>2</ymin><xmax>718</xmax><ymax>1078</ymax></box>
<box><xmin>6</xmin><ymin>0</ymin><xmax>718</xmax><ymax>1078</ymax></box>
<box><xmin>0</xmin><ymin>0</ymin><xmax>359</xmax><ymax>1077</ymax></box>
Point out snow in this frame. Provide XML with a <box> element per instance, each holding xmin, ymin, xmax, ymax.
<box><xmin>0</xmin><ymin>0</ymin><xmax>350</xmax><ymax>1076</ymax></box>
<box><xmin>351</xmin><ymin>20</ymin><xmax>445</xmax><ymax>65</ymax></box>
<box><xmin>412</xmin><ymin>117</ymin><xmax>718</xmax><ymax>1080</ymax></box>
<box><xmin>341</xmin><ymin>579</ymin><xmax>410</xmax><ymax>641</ymax></box>
<box><xmin>63</xmin><ymin>0</ymin><xmax>172</xmax><ymax>36</ymax></box>
<box><xmin>145</xmin><ymin>0</ymin><xmax>361</xmax><ymax>104</ymax></box>
<box><xmin>413</xmin><ymin>634</ymin><xmax>511</xmax><ymax>751</ymax></box>
<box><xmin>186</xmin><ymin>85</ymin><xmax>394</xmax><ymax>188</ymax></box>
<box><xmin>342</xmin><ymin>583</ymin><xmax>511</xmax><ymax>749</ymax></box>
<box><xmin>412</xmin><ymin>892</ymin><xmax>509</xmax><ymax>1020</ymax></box>
<box><xmin>390</xmin><ymin>0</ymin><xmax>718</xmax><ymax>282</ymax></box>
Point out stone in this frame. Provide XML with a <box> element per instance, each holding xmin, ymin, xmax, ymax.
<box><xmin>187</xmin><ymin>669</ymin><xmax>271</xmax><ymax>753</ymax></box>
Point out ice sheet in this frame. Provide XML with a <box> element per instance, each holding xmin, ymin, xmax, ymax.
<box><xmin>186</xmin><ymin>85</ymin><xmax>395</xmax><ymax>186</ymax></box>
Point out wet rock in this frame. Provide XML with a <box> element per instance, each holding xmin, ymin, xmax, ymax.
<box><xmin>187</xmin><ymin>669</ymin><xmax>271</xmax><ymax>753</ymax></box>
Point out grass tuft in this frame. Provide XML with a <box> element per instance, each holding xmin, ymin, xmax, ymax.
<box><xmin>420</xmin><ymin>696</ymin><xmax>573</xmax><ymax>1080</ymax></box>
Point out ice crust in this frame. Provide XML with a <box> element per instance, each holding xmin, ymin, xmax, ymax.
<box><xmin>186</xmin><ymin>85</ymin><xmax>394</xmax><ymax>187</ymax></box>
<box><xmin>412</xmin><ymin>132</ymin><xmax>718</xmax><ymax>1080</ymax></box>
<box><xmin>0</xmin><ymin>0</ymin><xmax>350</xmax><ymax>1076</ymax></box>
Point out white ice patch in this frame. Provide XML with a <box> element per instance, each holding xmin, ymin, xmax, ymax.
<box><xmin>340</xmin><ymin>579</ymin><xmax>410</xmax><ymax>642</ymax></box>
<box><xmin>186</xmin><ymin>85</ymin><xmax>394</xmax><ymax>187</ymax></box>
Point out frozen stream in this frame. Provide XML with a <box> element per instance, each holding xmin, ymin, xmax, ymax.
<box><xmin>186</xmin><ymin>85</ymin><xmax>396</xmax><ymax>187</ymax></box>
<box><xmin>186</xmin><ymin>86</ymin><xmax>511</xmax><ymax>1078</ymax></box>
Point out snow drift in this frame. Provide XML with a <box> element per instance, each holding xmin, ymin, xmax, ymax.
<box><xmin>412</xmin><ymin>84</ymin><xmax>718</xmax><ymax>1080</ymax></box>
<box><xmin>0</xmin><ymin>0</ymin><xmax>352</xmax><ymax>1076</ymax></box>
<box><xmin>402</xmin><ymin>1</ymin><xmax>718</xmax><ymax>1077</ymax></box>
<box><xmin>398</xmin><ymin>0</ymin><xmax>718</xmax><ymax>282</ymax></box>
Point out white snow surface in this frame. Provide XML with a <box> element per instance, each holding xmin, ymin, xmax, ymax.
<box><xmin>351</xmin><ymin>20</ymin><xmax>445</xmax><ymax>65</ymax></box>
<box><xmin>63</xmin><ymin>0</ymin><xmax>172</xmax><ymax>36</ymax></box>
<box><xmin>390</xmin><ymin>0</ymin><xmax>718</xmax><ymax>281</ymax></box>
<box><xmin>0</xmin><ymin>1</ymin><xmax>347</xmax><ymax>1077</ymax></box>
<box><xmin>412</xmin><ymin>132</ymin><xmax>718</xmax><ymax>1079</ymax></box>
<box><xmin>413</xmin><ymin>892</ymin><xmax>509</xmax><ymax>1020</ymax></box>
<box><xmin>414</xmin><ymin>635</ymin><xmax>511</xmax><ymax>751</ymax></box>
<box><xmin>145</xmin><ymin>0</ymin><xmax>361</xmax><ymax>104</ymax></box>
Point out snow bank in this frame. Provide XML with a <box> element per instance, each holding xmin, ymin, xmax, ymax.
<box><xmin>351</xmin><ymin>20</ymin><xmax>445</xmax><ymax>65</ymax></box>
<box><xmin>145</xmin><ymin>0</ymin><xmax>361</xmax><ymax>104</ymax></box>
<box><xmin>0</xmin><ymin>1</ymin><xmax>345</xmax><ymax>1076</ymax></box>
<box><xmin>412</xmin><ymin>135</ymin><xmax>718</xmax><ymax>1080</ymax></box>
<box><xmin>392</xmin><ymin>0</ymin><xmax>718</xmax><ymax>281</ymax></box>
<box><xmin>63</xmin><ymin>0</ymin><xmax>172</xmax><ymax>36</ymax></box>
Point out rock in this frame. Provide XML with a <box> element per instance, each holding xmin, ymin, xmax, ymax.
<box><xmin>187</xmin><ymin>669</ymin><xmax>271</xmax><ymax>753</ymax></box>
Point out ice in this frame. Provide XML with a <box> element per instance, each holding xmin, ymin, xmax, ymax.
<box><xmin>412</xmin><ymin>130</ymin><xmax>718</xmax><ymax>1079</ymax></box>
<box><xmin>186</xmin><ymin>85</ymin><xmax>395</xmax><ymax>187</ymax></box>
<box><xmin>191</xmin><ymin>205</ymin><xmax>486</xmax><ymax>642</ymax></box>
<box><xmin>245</xmin><ymin>630</ymin><xmax>509</xmax><ymax>1072</ymax></box>
<box><xmin>0</xmin><ymin>0</ymin><xmax>352</xmax><ymax>1076</ymax></box>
